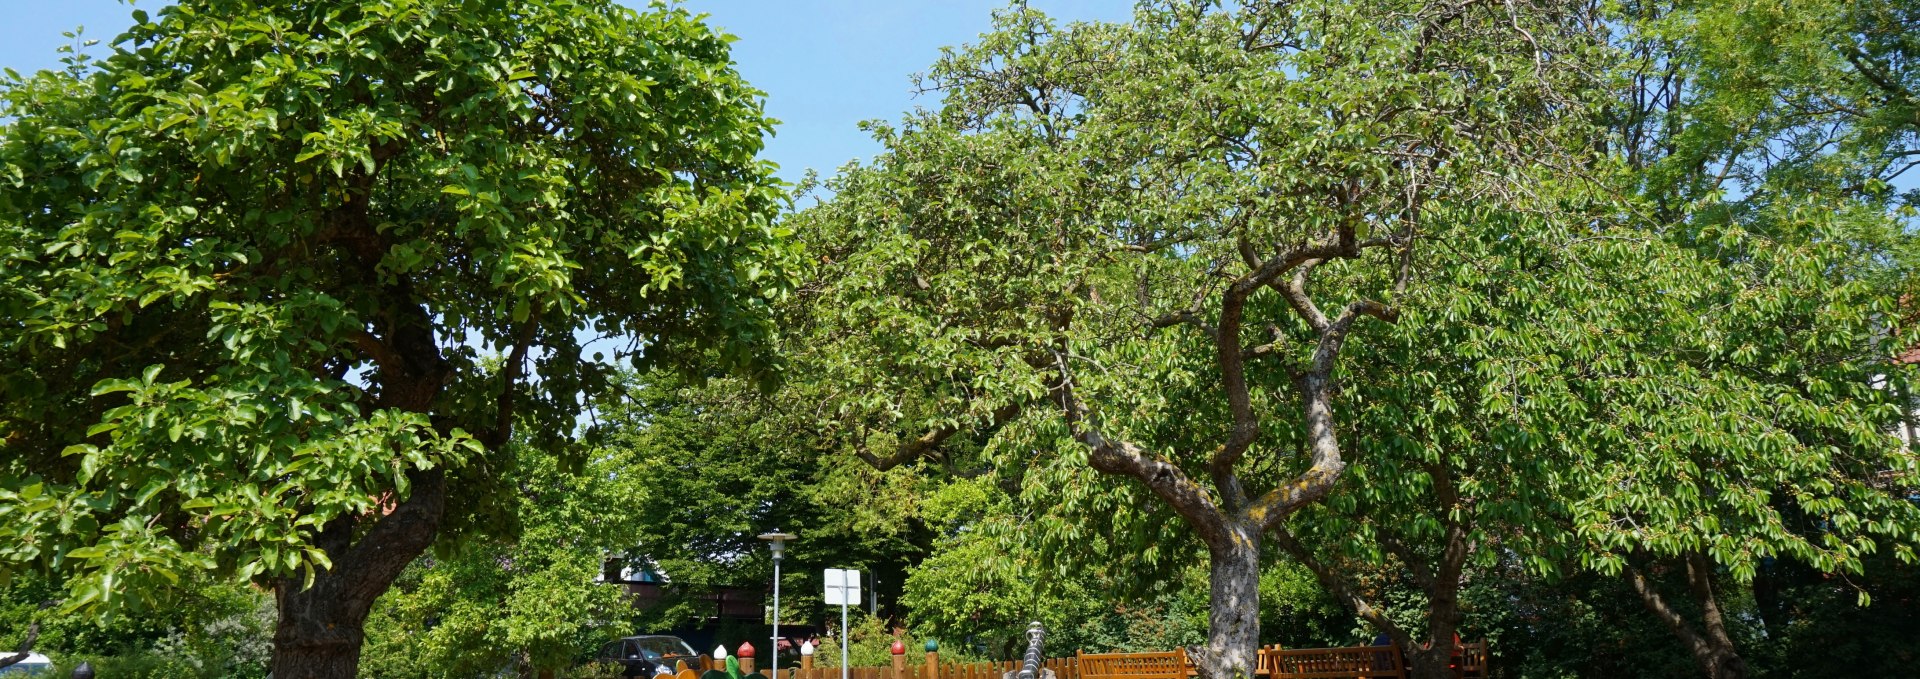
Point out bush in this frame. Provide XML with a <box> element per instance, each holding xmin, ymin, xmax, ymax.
<box><xmin>813</xmin><ymin>612</ymin><xmax>906</xmax><ymax>668</ymax></box>
<box><xmin>563</xmin><ymin>660</ymin><xmax>626</xmax><ymax>679</ymax></box>
<box><xmin>1</xmin><ymin>571</ymin><xmax>273</xmax><ymax>679</ymax></box>
<box><xmin>52</xmin><ymin>651</ymin><xmax>203</xmax><ymax>679</ymax></box>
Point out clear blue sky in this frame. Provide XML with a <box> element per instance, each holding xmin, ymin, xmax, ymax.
<box><xmin>0</xmin><ymin>0</ymin><xmax>1132</xmax><ymax>183</ymax></box>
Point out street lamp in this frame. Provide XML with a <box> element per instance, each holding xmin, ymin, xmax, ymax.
<box><xmin>758</xmin><ymin>531</ymin><xmax>797</xmax><ymax>678</ymax></box>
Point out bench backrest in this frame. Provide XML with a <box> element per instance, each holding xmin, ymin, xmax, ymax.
<box><xmin>1459</xmin><ymin>640</ymin><xmax>1488</xmax><ymax>678</ymax></box>
<box><xmin>1075</xmin><ymin>650</ymin><xmax>1189</xmax><ymax>679</ymax></box>
<box><xmin>1260</xmin><ymin>646</ymin><xmax>1407</xmax><ymax>679</ymax></box>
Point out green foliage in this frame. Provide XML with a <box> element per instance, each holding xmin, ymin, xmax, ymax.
<box><xmin>775</xmin><ymin>2</ymin><xmax>1609</xmax><ymax>674</ymax></box>
<box><xmin>582</xmin><ymin>375</ymin><xmax>939</xmax><ymax>631</ymax></box>
<box><xmin>1255</xmin><ymin>562</ymin><xmax>1348</xmax><ymax>650</ymax></box>
<box><xmin>359</xmin><ymin>443</ymin><xmax>650</xmax><ymax>678</ymax></box>
<box><xmin>561</xmin><ymin>661</ymin><xmax>628</xmax><ymax>679</ymax></box>
<box><xmin>0</xmin><ymin>0</ymin><xmax>793</xmax><ymax>636</ymax></box>
<box><xmin>900</xmin><ymin>473</ymin><xmax>1211</xmax><ymax>658</ymax></box>
<box><xmin>50</xmin><ymin>652</ymin><xmax>206</xmax><ymax>679</ymax></box>
<box><xmin>810</xmin><ymin>612</ymin><xmax>901</xmax><ymax>669</ymax></box>
<box><xmin>1</xmin><ymin>570</ymin><xmax>273</xmax><ymax>678</ymax></box>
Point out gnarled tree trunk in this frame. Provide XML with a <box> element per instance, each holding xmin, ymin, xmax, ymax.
<box><xmin>1196</xmin><ymin>525</ymin><xmax>1262</xmax><ymax>679</ymax></box>
<box><xmin>271</xmin><ymin>469</ymin><xmax>447</xmax><ymax>679</ymax></box>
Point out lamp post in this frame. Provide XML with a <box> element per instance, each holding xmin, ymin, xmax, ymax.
<box><xmin>758</xmin><ymin>531</ymin><xmax>797</xmax><ymax>678</ymax></box>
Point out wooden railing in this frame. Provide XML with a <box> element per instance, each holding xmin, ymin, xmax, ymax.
<box><xmin>1260</xmin><ymin>646</ymin><xmax>1406</xmax><ymax>678</ymax></box>
<box><xmin>670</xmin><ymin>639</ymin><xmax>1485</xmax><ymax>679</ymax></box>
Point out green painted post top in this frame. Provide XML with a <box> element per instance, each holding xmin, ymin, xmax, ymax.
<box><xmin>924</xmin><ymin>640</ymin><xmax>939</xmax><ymax>653</ymax></box>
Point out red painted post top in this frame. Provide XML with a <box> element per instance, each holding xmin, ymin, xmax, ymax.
<box><xmin>891</xmin><ymin>640</ymin><xmax>906</xmax><ymax>656</ymax></box>
<box><xmin>737</xmin><ymin>641</ymin><xmax>756</xmax><ymax>658</ymax></box>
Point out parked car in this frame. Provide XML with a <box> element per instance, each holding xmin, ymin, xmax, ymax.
<box><xmin>0</xmin><ymin>653</ymin><xmax>53</xmax><ymax>676</ymax></box>
<box><xmin>597</xmin><ymin>635</ymin><xmax>701</xmax><ymax>678</ymax></box>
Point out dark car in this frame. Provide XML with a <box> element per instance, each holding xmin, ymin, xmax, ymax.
<box><xmin>598</xmin><ymin>635</ymin><xmax>701</xmax><ymax>678</ymax></box>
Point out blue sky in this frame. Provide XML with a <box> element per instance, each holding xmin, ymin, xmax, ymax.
<box><xmin>0</xmin><ymin>1</ymin><xmax>1132</xmax><ymax>183</ymax></box>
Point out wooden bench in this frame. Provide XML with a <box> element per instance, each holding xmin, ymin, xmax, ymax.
<box><xmin>1075</xmin><ymin>650</ymin><xmax>1190</xmax><ymax>679</ymax></box>
<box><xmin>1259</xmin><ymin>645</ymin><xmax>1407</xmax><ymax>679</ymax></box>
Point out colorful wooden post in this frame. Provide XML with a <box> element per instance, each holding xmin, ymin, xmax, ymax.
<box><xmin>738</xmin><ymin>641</ymin><xmax>757</xmax><ymax>676</ymax></box>
<box><xmin>801</xmin><ymin>640</ymin><xmax>816</xmax><ymax>671</ymax></box>
<box><xmin>891</xmin><ymin>640</ymin><xmax>907</xmax><ymax>679</ymax></box>
<box><xmin>924</xmin><ymin>640</ymin><xmax>939</xmax><ymax>679</ymax></box>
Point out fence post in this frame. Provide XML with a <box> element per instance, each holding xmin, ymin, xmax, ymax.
<box><xmin>740</xmin><ymin>642</ymin><xmax>758</xmax><ymax>676</ymax></box>
<box><xmin>893</xmin><ymin>641</ymin><xmax>907</xmax><ymax>679</ymax></box>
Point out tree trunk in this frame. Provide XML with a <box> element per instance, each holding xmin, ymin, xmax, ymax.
<box><xmin>1404</xmin><ymin>624</ymin><xmax>1459</xmax><ymax>679</ymax></box>
<box><xmin>1196</xmin><ymin>524</ymin><xmax>1261</xmax><ymax>679</ymax></box>
<box><xmin>1624</xmin><ymin>555</ymin><xmax>1747</xmax><ymax>679</ymax></box>
<box><xmin>1403</xmin><ymin>581</ymin><xmax>1461</xmax><ymax>679</ymax></box>
<box><xmin>270</xmin><ymin>469</ymin><xmax>447</xmax><ymax>679</ymax></box>
<box><xmin>273</xmin><ymin>584</ymin><xmax>371</xmax><ymax>678</ymax></box>
<box><xmin>1683</xmin><ymin>553</ymin><xmax>1747</xmax><ymax>679</ymax></box>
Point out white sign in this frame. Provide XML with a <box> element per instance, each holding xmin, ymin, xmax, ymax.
<box><xmin>823</xmin><ymin>568</ymin><xmax>861</xmax><ymax>606</ymax></box>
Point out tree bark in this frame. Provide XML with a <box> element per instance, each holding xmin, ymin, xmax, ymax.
<box><xmin>1623</xmin><ymin>555</ymin><xmax>1747</xmax><ymax>679</ymax></box>
<box><xmin>271</xmin><ymin>469</ymin><xmax>447</xmax><ymax>679</ymax></box>
<box><xmin>1401</xmin><ymin>540</ymin><xmax>1464</xmax><ymax>679</ymax></box>
<box><xmin>1195</xmin><ymin>524</ymin><xmax>1263</xmax><ymax>679</ymax></box>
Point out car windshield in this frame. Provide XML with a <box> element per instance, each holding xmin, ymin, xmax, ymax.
<box><xmin>635</xmin><ymin>637</ymin><xmax>694</xmax><ymax>658</ymax></box>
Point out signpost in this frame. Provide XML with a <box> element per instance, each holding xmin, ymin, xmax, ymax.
<box><xmin>824</xmin><ymin>568</ymin><xmax>861</xmax><ymax>679</ymax></box>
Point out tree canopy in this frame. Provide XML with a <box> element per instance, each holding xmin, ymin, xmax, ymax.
<box><xmin>0</xmin><ymin>0</ymin><xmax>793</xmax><ymax>675</ymax></box>
<box><xmin>4</xmin><ymin>1</ymin><xmax>1919</xmax><ymax>678</ymax></box>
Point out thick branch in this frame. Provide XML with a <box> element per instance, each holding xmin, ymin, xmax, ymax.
<box><xmin>351</xmin><ymin>329</ymin><xmax>407</xmax><ymax>378</ymax></box>
<box><xmin>1272</xmin><ymin>527</ymin><xmax>1411</xmax><ymax>646</ymax></box>
<box><xmin>853</xmin><ymin>402</ymin><xmax>1023</xmax><ymax>472</ymax></box>
<box><xmin>1054</xmin><ymin>353</ymin><xmax>1231</xmax><ymax>545</ymax></box>
<box><xmin>1280</xmin><ymin>259</ymin><xmax>1331</xmax><ymax>331</ymax></box>
<box><xmin>1686</xmin><ymin>552</ymin><xmax>1740</xmax><ymax>656</ymax></box>
<box><xmin>330</xmin><ymin>468</ymin><xmax>447</xmax><ymax>613</ymax></box>
<box><xmin>1624</xmin><ymin>560</ymin><xmax>1722</xmax><ymax>672</ymax></box>
<box><xmin>1243</xmin><ymin>298</ymin><xmax>1395</xmax><ymax>529</ymax></box>
<box><xmin>487</xmin><ymin>320</ymin><xmax>540</xmax><ymax>448</ymax></box>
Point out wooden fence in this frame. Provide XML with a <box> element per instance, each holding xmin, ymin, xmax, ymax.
<box><xmin>678</xmin><ymin>641</ymin><xmax>1484</xmax><ymax>679</ymax></box>
<box><xmin>679</xmin><ymin>658</ymin><xmax>1065</xmax><ymax>679</ymax></box>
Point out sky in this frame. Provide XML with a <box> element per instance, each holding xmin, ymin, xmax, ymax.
<box><xmin>0</xmin><ymin>0</ymin><xmax>1134</xmax><ymax>183</ymax></box>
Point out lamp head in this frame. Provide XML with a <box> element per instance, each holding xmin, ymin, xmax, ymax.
<box><xmin>757</xmin><ymin>531</ymin><xmax>797</xmax><ymax>560</ymax></box>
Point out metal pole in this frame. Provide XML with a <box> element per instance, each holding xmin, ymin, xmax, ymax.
<box><xmin>840</xmin><ymin>570</ymin><xmax>850</xmax><ymax>679</ymax></box>
<box><xmin>771</xmin><ymin>557</ymin><xmax>782</xmax><ymax>679</ymax></box>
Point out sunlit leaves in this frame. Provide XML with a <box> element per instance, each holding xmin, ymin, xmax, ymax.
<box><xmin>0</xmin><ymin>0</ymin><xmax>792</xmax><ymax>617</ymax></box>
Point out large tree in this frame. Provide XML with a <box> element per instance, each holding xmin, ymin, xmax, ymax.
<box><xmin>1273</xmin><ymin>0</ymin><xmax>1920</xmax><ymax>673</ymax></box>
<box><xmin>1575</xmin><ymin>2</ymin><xmax>1920</xmax><ymax>676</ymax></box>
<box><xmin>0</xmin><ymin>1</ymin><xmax>792</xmax><ymax>676</ymax></box>
<box><xmin>782</xmin><ymin>2</ymin><xmax>1603</xmax><ymax>677</ymax></box>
